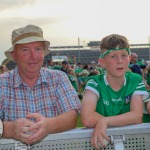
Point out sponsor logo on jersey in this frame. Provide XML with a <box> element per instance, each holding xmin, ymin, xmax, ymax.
<box><xmin>112</xmin><ymin>98</ymin><xmax>122</xmax><ymax>101</ymax></box>
<box><xmin>102</xmin><ymin>99</ymin><xmax>109</xmax><ymax>105</ymax></box>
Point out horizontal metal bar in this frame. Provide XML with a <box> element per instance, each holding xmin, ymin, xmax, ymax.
<box><xmin>0</xmin><ymin>123</ymin><xmax>150</xmax><ymax>144</ymax></box>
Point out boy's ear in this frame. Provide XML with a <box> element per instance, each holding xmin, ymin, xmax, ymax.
<box><xmin>129</xmin><ymin>55</ymin><xmax>131</xmax><ymax>62</ymax></box>
<box><xmin>99</xmin><ymin>58</ymin><xmax>106</xmax><ymax>68</ymax></box>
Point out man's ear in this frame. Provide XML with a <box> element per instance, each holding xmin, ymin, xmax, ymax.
<box><xmin>11</xmin><ymin>51</ymin><xmax>16</xmax><ymax>61</ymax></box>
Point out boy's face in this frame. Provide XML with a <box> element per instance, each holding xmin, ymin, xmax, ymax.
<box><xmin>100</xmin><ymin>50</ymin><xmax>131</xmax><ymax>78</ymax></box>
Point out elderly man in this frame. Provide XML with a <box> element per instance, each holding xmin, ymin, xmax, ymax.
<box><xmin>0</xmin><ymin>25</ymin><xmax>81</xmax><ymax>144</ymax></box>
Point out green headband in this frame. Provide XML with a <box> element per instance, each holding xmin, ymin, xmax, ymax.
<box><xmin>100</xmin><ymin>48</ymin><xmax>131</xmax><ymax>58</ymax></box>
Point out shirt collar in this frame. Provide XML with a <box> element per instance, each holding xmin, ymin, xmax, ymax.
<box><xmin>104</xmin><ymin>74</ymin><xmax>126</xmax><ymax>86</ymax></box>
<box><xmin>13</xmin><ymin>67</ymin><xmax>47</xmax><ymax>88</ymax></box>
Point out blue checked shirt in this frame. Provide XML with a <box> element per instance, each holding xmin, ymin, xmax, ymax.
<box><xmin>0</xmin><ymin>67</ymin><xmax>81</xmax><ymax>121</ymax></box>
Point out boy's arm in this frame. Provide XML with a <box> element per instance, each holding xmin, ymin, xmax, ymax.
<box><xmin>81</xmin><ymin>89</ymin><xmax>104</xmax><ymax>128</ymax></box>
<box><xmin>91</xmin><ymin>94</ymin><xmax>143</xmax><ymax>149</ymax></box>
<box><xmin>81</xmin><ymin>91</ymin><xmax>143</xmax><ymax>128</ymax></box>
<box><xmin>146</xmin><ymin>101</ymin><xmax>150</xmax><ymax>114</ymax></box>
<box><xmin>104</xmin><ymin>94</ymin><xmax>143</xmax><ymax>127</ymax></box>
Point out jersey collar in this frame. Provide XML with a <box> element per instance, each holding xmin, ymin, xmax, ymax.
<box><xmin>104</xmin><ymin>74</ymin><xmax>126</xmax><ymax>86</ymax></box>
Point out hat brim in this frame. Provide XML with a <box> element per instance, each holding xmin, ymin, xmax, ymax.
<box><xmin>5</xmin><ymin>36</ymin><xmax>50</xmax><ymax>61</ymax></box>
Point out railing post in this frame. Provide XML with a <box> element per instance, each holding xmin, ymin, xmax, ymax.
<box><xmin>15</xmin><ymin>142</ymin><xmax>31</xmax><ymax>150</ymax></box>
<box><xmin>111</xmin><ymin>135</ymin><xmax>125</xmax><ymax>150</ymax></box>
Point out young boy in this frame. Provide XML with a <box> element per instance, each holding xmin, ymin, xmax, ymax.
<box><xmin>81</xmin><ymin>34</ymin><xmax>148</xmax><ymax>150</ymax></box>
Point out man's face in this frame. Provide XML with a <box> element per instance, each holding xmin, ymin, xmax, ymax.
<box><xmin>131</xmin><ymin>54</ymin><xmax>138</xmax><ymax>62</ymax></box>
<box><xmin>12</xmin><ymin>41</ymin><xmax>45</xmax><ymax>77</ymax></box>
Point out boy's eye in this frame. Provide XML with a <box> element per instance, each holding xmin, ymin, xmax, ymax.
<box><xmin>110</xmin><ymin>55</ymin><xmax>116</xmax><ymax>58</ymax></box>
<box><xmin>122</xmin><ymin>54</ymin><xmax>128</xmax><ymax>57</ymax></box>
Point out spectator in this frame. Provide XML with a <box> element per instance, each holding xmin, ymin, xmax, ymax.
<box><xmin>61</xmin><ymin>60</ymin><xmax>69</xmax><ymax>74</ymax></box>
<box><xmin>0</xmin><ymin>65</ymin><xmax>8</xmax><ymax>74</ymax></box>
<box><xmin>90</xmin><ymin>61</ymin><xmax>97</xmax><ymax>71</ymax></box>
<box><xmin>53</xmin><ymin>62</ymin><xmax>61</xmax><ymax>70</ymax></box>
<box><xmin>75</xmin><ymin>63</ymin><xmax>83</xmax><ymax>75</ymax></box>
<box><xmin>68</xmin><ymin>68</ymin><xmax>78</xmax><ymax>92</ymax></box>
<box><xmin>77</xmin><ymin>64</ymin><xmax>90</xmax><ymax>77</ymax></box>
<box><xmin>81</xmin><ymin>34</ymin><xmax>148</xmax><ymax>149</ymax></box>
<box><xmin>80</xmin><ymin>70</ymin><xmax>89</xmax><ymax>90</ymax></box>
<box><xmin>89</xmin><ymin>70</ymin><xmax>99</xmax><ymax>76</ymax></box>
<box><xmin>68</xmin><ymin>55</ymin><xmax>76</xmax><ymax>65</ymax></box>
<box><xmin>129</xmin><ymin>53</ymin><xmax>146</xmax><ymax>78</ymax></box>
<box><xmin>77</xmin><ymin>64</ymin><xmax>90</xmax><ymax>91</ymax></box>
<box><xmin>142</xmin><ymin>64</ymin><xmax>150</xmax><ymax>122</ymax></box>
<box><xmin>47</xmin><ymin>59</ymin><xmax>54</xmax><ymax>70</ymax></box>
<box><xmin>0</xmin><ymin>24</ymin><xmax>81</xmax><ymax>144</ymax></box>
<box><xmin>96</xmin><ymin>60</ymin><xmax>105</xmax><ymax>74</ymax></box>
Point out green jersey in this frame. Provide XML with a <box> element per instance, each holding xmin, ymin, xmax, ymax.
<box><xmin>75</xmin><ymin>68</ymin><xmax>83</xmax><ymax>74</ymax></box>
<box><xmin>85</xmin><ymin>72</ymin><xmax>148</xmax><ymax>117</ymax></box>
<box><xmin>68</xmin><ymin>75</ymin><xmax>78</xmax><ymax>92</ymax></box>
<box><xmin>47</xmin><ymin>66</ymin><xmax>54</xmax><ymax>70</ymax></box>
<box><xmin>96</xmin><ymin>66</ymin><xmax>106</xmax><ymax>74</ymax></box>
<box><xmin>53</xmin><ymin>65</ymin><xmax>61</xmax><ymax>70</ymax></box>
<box><xmin>80</xmin><ymin>76</ymin><xmax>89</xmax><ymax>90</ymax></box>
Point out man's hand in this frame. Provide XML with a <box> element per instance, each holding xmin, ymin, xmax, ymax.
<box><xmin>7</xmin><ymin>118</ymin><xmax>35</xmax><ymax>143</ymax></box>
<box><xmin>25</xmin><ymin>113</ymin><xmax>50</xmax><ymax>144</ymax></box>
<box><xmin>3</xmin><ymin>110</ymin><xmax>77</xmax><ymax>144</ymax></box>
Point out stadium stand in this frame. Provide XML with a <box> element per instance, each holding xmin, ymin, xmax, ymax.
<box><xmin>3</xmin><ymin>44</ymin><xmax>150</xmax><ymax>70</ymax></box>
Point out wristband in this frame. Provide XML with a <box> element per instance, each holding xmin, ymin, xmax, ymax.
<box><xmin>0</xmin><ymin>120</ymin><xmax>3</xmax><ymax>138</ymax></box>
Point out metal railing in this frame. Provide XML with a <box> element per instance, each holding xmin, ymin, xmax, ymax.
<box><xmin>0</xmin><ymin>123</ymin><xmax>150</xmax><ymax>150</ymax></box>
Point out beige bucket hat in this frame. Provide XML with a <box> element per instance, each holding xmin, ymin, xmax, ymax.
<box><xmin>5</xmin><ymin>24</ymin><xmax>50</xmax><ymax>61</ymax></box>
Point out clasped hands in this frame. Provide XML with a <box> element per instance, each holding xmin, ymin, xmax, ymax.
<box><xmin>12</xmin><ymin>113</ymin><xmax>49</xmax><ymax>144</ymax></box>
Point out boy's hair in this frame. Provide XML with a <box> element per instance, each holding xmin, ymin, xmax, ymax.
<box><xmin>100</xmin><ymin>34</ymin><xmax>129</xmax><ymax>54</ymax></box>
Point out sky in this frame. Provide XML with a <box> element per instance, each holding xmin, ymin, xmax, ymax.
<box><xmin>0</xmin><ymin>0</ymin><xmax>150</xmax><ymax>64</ymax></box>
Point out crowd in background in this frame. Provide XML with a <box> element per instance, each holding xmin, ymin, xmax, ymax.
<box><xmin>44</xmin><ymin>54</ymin><xmax>150</xmax><ymax>99</ymax></box>
<box><xmin>0</xmin><ymin>65</ymin><xmax>9</xmax><ymax>74</ymax></box>
<box><xmin>46</xmin><ymin>56</ymin><xmax>105</xmax><ymax>99</ymax></box>
<box><xmin>1</xmin><ymin>53</ymin><xmax>150</xmax><ymax>96</ymax></box>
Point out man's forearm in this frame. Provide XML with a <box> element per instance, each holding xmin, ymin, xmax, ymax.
<box><xmin>2</xmin><ymin>121</ymin><xmax>13</xmax><ymax>139</ymax></box>
<box><xmin>47</xmin><ymin>110</ymin><xmax>78</xmax><ymax>134</ymax></box>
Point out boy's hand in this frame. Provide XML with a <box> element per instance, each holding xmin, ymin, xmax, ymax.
<box><xmin>91</xmin><ymin>118</ymin><xmax>110</xmax><ymax>150</ymax></box>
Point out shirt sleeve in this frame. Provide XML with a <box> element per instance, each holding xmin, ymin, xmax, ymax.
<box><xmin>132</xmin><ymin>79</ymin><xmax>149</xmax><ymax>114</ymax></box>
<box><xmin>85</xmin><ymin>79</ymin><xmax>100</xmax><ymax>99</ymax></box>
<box><xmin>132</xmin><ymin>80</ymin><xmax>148</xmax><ymax>100</ymax></box>
<box><xmin>55</xmin><ymin>71</ymin><xmax>81</xmax><ymax>113</ymax></box>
